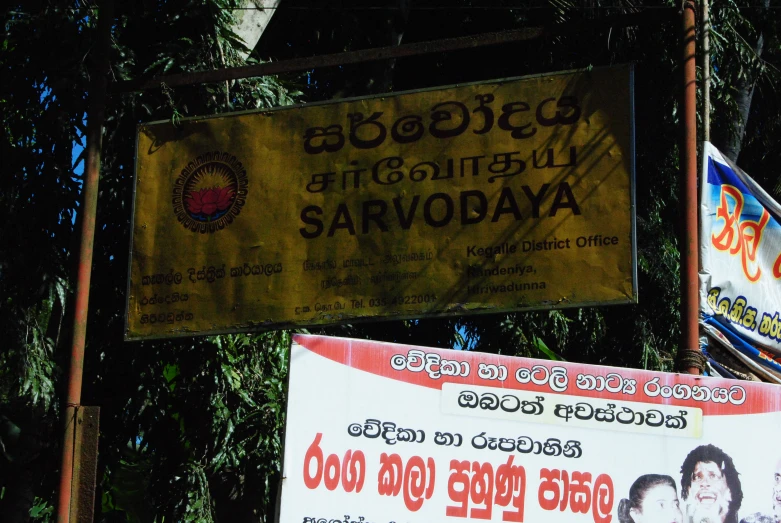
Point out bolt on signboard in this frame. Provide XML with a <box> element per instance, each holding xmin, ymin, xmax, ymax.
<box><xmin>281</xmin><ymin>334</ymin><xmax>781</xmax><ymax>523</ymax></box>
<box><xmin>126</xmin><ymin>65</ymin><xmax>637</xmax><ymax>340</ymax></box>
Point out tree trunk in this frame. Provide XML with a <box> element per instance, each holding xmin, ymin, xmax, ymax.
<box><xmin>716</xmin><ymin>0</ymin><xmax>769</xmax><ymax>162</ymax></box>
<box><xmin>233</xmin><ymin>0</ymin><xmax>282</xmax><ymax>60</ymax></box>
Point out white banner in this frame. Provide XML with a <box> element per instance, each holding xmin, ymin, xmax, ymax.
<box><xmin>700</xmin><ymin>142</ymin><xmax>781</xmax><ymax>357</ymax></box>
<box><xmin>280</xmin><ymin>335</ymin><xmax>781</xmax><ymax>523</ymax></box>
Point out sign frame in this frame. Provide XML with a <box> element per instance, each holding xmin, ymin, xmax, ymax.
<box><xmin>125</xmin><ymin>65</ymin><xmax>638</xmax><ymax>340</ymax></box>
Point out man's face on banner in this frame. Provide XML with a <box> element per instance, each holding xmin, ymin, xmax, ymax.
<box><xmin>773</xmin><ymin>458</ymin><xmax>781</xmax><ymax>523</ymax></box>
<box><xmin>686</xmin><ymin>461</ymin><xmax>732</xmax><ymax>523</ymax></box>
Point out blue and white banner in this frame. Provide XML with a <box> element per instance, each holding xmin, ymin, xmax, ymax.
<box><xmin>701</xmin><ymin>318</ymin><xmax>781</xmax><ymax>383</ymax></box>
<box><xmin>700</xmin><ymin>142</ymin><xmax>781</xmax><ymax>356</ymax></box>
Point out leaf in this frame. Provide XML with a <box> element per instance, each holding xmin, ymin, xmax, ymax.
<box><xmin>532</xmin><ymin>336</ymin><xmax>563</xmax><ymax>361</ymax></box>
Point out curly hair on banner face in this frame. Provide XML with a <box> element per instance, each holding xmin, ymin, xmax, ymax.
<box><xmin>680</xmin><ymin>444</ymin><xmax>743</xmax><ymax>523</ymax></box>
<box><xmin>618</xmin><ymin>474</ymin><xmax>682</xmax><ymax>523</ymax></box>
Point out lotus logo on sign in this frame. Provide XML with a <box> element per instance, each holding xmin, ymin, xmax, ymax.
<box><xmin>172</xmin><ymin>151</ymin><xmax>248</xmax><ymax>233</ymax></box>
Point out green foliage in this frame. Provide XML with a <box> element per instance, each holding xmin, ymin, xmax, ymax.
<box><xmin>2</xmin><ymin>1</ymin><xmax>299</xmax><ymax>520</ymax></box>
<box><xmin>29</xmin><ymin>497</ymin><xmax>54</xmax><ymax>521</ymax></box>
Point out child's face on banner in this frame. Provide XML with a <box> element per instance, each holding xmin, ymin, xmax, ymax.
<box><xmin>631</xmin><ymin>484</ymin><xmax>683</xmax><ymax>523</ymax></box>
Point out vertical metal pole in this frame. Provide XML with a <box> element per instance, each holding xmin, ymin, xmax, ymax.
<box><xmin>57</xmin><ymin>1</ymin><xmax>114</xmax><ymax>521</ymax></box>
<box><xmin>69</xmin><ymin>407</ymin><xmax>101</xmax><ymax>523</ymax></box>
<box><xmin>702</xmin><ymin>0</ymin><xmax>711</xmax><ymax>142</ymax></box>
<box><xmin>681</xmin><ymin>0</ymin><xmax>701</xmax><ymax>375</ymax></box>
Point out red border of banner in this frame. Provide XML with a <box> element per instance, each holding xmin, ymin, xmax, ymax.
<box><xmin>294</xmin><ymin>334</ymin><xmax>781</xmax><ymax>416</ymax></box>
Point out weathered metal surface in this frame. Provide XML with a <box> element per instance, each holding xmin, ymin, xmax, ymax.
<box><xmin>127</xmin><ymin>66</ymin><xmax>637</xmax><ymax>340</ymax></box>
<box><xmin>111</xmin><ymin>10</ymin><xmax>674</xmax><ymax>94</ymax></box>
<box><xmin>680</xmin><ymin>0</ymin><xmax>701</xmax><ymax>374</ymax></box>
<box><xmin>57</xmin><ymin>0</ymin><xmax>113</xmax><ymax>521</ymax></box>
<box><xmin>69</xmin><ymin>407</ymin><xmax>101</xmax><ymax>523</ymax></box>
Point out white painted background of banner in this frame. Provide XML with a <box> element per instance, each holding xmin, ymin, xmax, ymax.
<box><xmin>700</xmin><ymin>141</ymin><xmax>781</xmax><ymax>354</ymax></box>
<box><xmin>280</xmin><ymin>337</ymin><xmax>780</xmax><ymax>523</ymax></box>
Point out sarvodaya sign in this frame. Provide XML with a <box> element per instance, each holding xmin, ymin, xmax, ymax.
<box><xmin>126</xmin><ymin>65</ymin><xmax>636</xmax><ymax>339</ymax></box>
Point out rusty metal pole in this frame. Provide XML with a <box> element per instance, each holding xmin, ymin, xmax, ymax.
<box><xmin>681</xmin><ymin>0</ymin><xmax>701</xmax><ymax>375</ymax></box>
<box><xmin>702</xmin><ymin>0</ymin><xmax>711</xmax><ymax>142</ymax></box>
<box><xmin>69</xmin><ymin>407</ymin><xmax>101</xmax><ymax>522</ymax></box>
<box><xmin>57</xmin><ymin>0</ymin><xmax>114</xmax><ymax>521</ymax></box>
<box><xmin>111</xmin><ymin>9</ymin><xmax>676</xmax><ymax>94</ymax></box>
